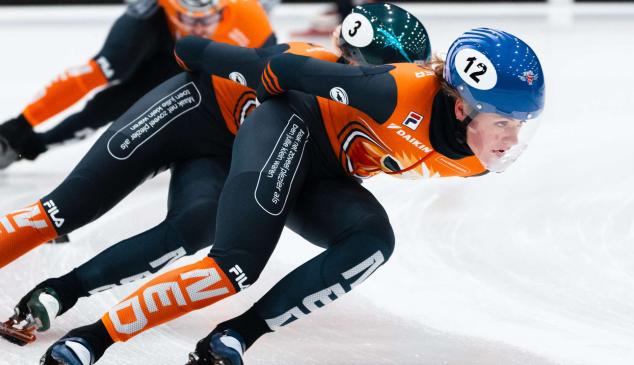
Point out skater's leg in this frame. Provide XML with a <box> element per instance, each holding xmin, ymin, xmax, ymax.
<box><xmin>97</xmin><ymin>98</ymin><xmax>312</xmax><ymax>346</ymax></box>
<box><xmin>74</xmin><ymin>157</ymin><xmax>230</xmax><ymax>296</ymax></box>
<box><xmin>39</xmin><ymin>79</ymin><xmax>148</xmax><ymax>147</ymax></box>
<box><xmin>202</xmin><ymin>179</ymin><xmax>395</xmax><ymax>351</ymax></box>
<box><xmin>40</xmin><ymin>56</ymin><xmax>178</xmax><ymax>147</ymax></box>
<box><xmin>17</xmin><ymin>157</ymin><xmax>230</xmax><ymax>325</ymax></box>
<box><xmin>38</xmin><ymin>99</ymin><xmax>311</xmax><ymax>363</ymax></box>
<box><xmin>0</xmin><ymin>72</ymin><xmax>220</xmax><ymax>269</ymax></box>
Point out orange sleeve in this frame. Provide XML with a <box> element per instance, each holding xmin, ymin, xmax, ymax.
<box><xmin>22</xmin><ymin>59</ymin><xmax>109</xmax><ymax>127</ymax></box>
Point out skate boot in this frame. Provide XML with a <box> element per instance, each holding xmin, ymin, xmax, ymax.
<box><xmin>40</xmin><ymin>337</ymin><xmax>94</xmax><ymax>365</ymax></box>
<box><xmin>0</xmin><ymin>287</ymin><xmax>61</xmax><ymax>345</ymax></box>
<box><xmin>187</xmin><ymin>329</ymin><xmax>246</xmax><ymax>365</ymax></box>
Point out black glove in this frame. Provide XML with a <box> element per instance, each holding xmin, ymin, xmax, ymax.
<box><xmin>0</xmin><ymin>114</ymin><xmax>46</xmax><ymax>160</ymax></box>
<box><xmin>16</xmin><ymin>275</ymin><xmax>80</xmax><ymax>320</ymax></box>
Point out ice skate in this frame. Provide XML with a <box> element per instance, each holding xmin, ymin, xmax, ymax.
<box><xmin>40</xmin><ymin>337</ymin><xmax>94</xmax><ymax>365</ymax></box>
<box><xmin>0</xmin><ymin>310</ymin><xmax>38</xmax><ymax>346</ymax></box>
<box><xmin>0</xmin><ymin>287</ymin><xmax>61</xmax><ymax>345</ymax></box>
<box><xmin>187</xmin><ymin>329</ymin><xmax>245</xmax><ymax>365</ymax></box>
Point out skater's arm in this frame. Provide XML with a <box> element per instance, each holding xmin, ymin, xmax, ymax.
<box><xmin>96</xmin><ymin>1</ymin><xmax>164</xmax><ymax>82</ymax></box>
<box><xmin>175</xmin><ymin>37</ymin><xmax>287</xmax><ymax>86</ymax></box>
<box><xmin>258</xmin><ymin>54</ymin><xmax>398</xmax><ymax>123</ymax></box>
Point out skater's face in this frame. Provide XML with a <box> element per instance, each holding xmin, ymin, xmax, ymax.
<box><xmin>176</xmin><ymin>10</ymin><xmax>222</xmax><ymax>38</ymax></box>
<box><xmin>455</xmin><ymin>99</ymin><xmax>522</xmax><ymax>168</ymax></box>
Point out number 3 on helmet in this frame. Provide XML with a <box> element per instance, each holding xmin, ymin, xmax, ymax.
<box><xmin>337</xmin><ymin>3</ymin><xmax>432</xmax><ymax>66</ymax></box>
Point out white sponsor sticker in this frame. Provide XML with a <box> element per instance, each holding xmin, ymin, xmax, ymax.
<box><xmin>229</xmin><ymin>71</ymin><xmax>247</xmax><ymax>86</ymax></box>
<box><xmin>341</xmin><ymin>13</ymin><xmax>373</xmax><ymax>48</ymax></box>
<box><xmin>329</xmin><ymin>87</ymin><xmax>349</xmax><ymax>105</ymax></box>
<box><xmin>454</xmin><ymin>48</ymin><xmax>497</xmax><ymax>90</ymax></box>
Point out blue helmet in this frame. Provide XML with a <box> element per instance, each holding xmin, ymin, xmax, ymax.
<box><xmin>444</xmin><ymin>28</ymin><xmax>545</xmax><ymax>121</ymax></box>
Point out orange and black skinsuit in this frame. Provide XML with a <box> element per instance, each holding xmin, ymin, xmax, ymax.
<box><xmin>0</xmin><ymin>39</ymin><xmax>345</xmax><ymax>363</ymax></box>
<box><xmin>38</xmin><ymin>41</ymin><xmax>488</xmax><ymax>363</ymax></box>
<box><xmin>0</xmin><ymin>0</ymin><xmax>274</xmax><ymax>163</ymax></box>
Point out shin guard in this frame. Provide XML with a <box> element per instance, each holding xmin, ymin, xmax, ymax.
<box><xmin>0</xmin><ymin>202</ymin><xmax>57</xmax><ymax>268</ymax></box>
<box><xmin>102</xmin><ymin>257</ymin><xmax>237</xmax><ymax>342</ymax></box>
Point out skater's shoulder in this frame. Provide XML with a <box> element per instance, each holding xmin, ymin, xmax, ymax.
<box><xmin>284</xmin><ymin>42</ymin><xmax>340</xmax><ymax>62</ymax></box>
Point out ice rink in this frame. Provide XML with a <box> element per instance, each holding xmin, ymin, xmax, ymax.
<box><xmin>1</xmin><ymin>2</ymin><xmax>634</xmax><ymax>364</ymax></box>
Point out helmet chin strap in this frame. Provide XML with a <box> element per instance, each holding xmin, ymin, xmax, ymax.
<box><xmin>454</xmin><ymin>114</ymin><xmax>473</xmax><ymax>150</ymax></box>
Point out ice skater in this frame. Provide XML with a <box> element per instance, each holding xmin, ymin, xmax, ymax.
<box><xmin>41</xmin><ymin>24</ymin><xmax>545</xmax><ymax>365</ymax></box>
<box><xmin>0</xmin><ymin>3</ymin><xmax>432</xmax><ymax>355</ymax></box>
<box><xmin>0</xmin><ymin>0</ymin><xmax>275</xmax><ymax>169</ymax></box>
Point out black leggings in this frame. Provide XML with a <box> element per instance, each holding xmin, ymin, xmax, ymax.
<box><xmin>31</xmin><ymin>72</ymin><xmax>233</xmax><ymax>313</ymax></box>
<box><xmin>208</xmin><ymin>95</ymin><xmax>395</xmax><ymax>339</ymax></box>
<box><xmin>41</xmin><ymin>82</ymin><xmax>393</xmax><ymax>350</ymax></box>
<box><xmin>41</xmin><ymin>54</ymin><xmax>181</xmax><ymax>146</ymax></box>
<box><xmin>41</xmin><ymin>72</ymin><xmax>232</xmax><ymax>236</ymax></box>
<box><xmin>73</xmin><ymin>158</ymin><xmax>228</xmax><ymax>295</ymax></box>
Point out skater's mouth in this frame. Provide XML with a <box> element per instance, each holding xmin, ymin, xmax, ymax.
<box><xmin>492</xmin><ymin>149</ymin><xmax>506</xmax><ymax>158</ymax></box>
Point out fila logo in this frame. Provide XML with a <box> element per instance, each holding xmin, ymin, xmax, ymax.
<box><xmin>229</xmin><ymin>265</ymin><xmax>250</xmax><ymax>290</ymax></box>
<box><xmin>402</xmin><ymin>111</ymin><xmax>423</xmax><ymax>131</ymax></box>
<box><xmin>96</xmin><ymin>56</ymin><xmax>115</xmax><ymax>79</ymax></box>
<box><xmin>265</xmin><ymin>251</ymin><xmax>385</xmax><ymax>330</ymax></box>
<box><xmin>43</xmin><ymin>200</ymin><xmax>65</xmax><ymax>228</ymax></box>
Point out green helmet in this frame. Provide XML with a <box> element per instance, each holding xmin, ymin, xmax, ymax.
<box><xmin>337</xmin><ymin>3</ymin><xmax>431</xmax><ymax>66</ymax></box>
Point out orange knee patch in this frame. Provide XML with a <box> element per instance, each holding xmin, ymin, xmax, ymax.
<box><xmin>22</xmin><ymin>59</ymin><xmax>109</xmax><ymax>126</ymax></box>
<box><xmin>102</xmin><ymin>257</ymin><xmax>237</xmax><ymax>342</ymax></box>
<box><xmin>0</xmin><ymin>201</ymin><xmax>57</xmax><ymax>268</ymax></box>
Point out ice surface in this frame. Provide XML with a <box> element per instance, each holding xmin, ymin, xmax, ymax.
<box><xmin>1</xmin><ymin>3</ymin><xmax>633</xmax><ymax>364</ymax></box>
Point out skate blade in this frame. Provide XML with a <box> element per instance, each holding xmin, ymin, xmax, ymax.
<box><xmin>0</xmin><ymin>320</ymin><xmax>36</xmax><ymax>346</ymax></box>
<box><xmin>47</xmin><ymin>234</ymin><xmax>70</xmax><ymax>244</ymax></box>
